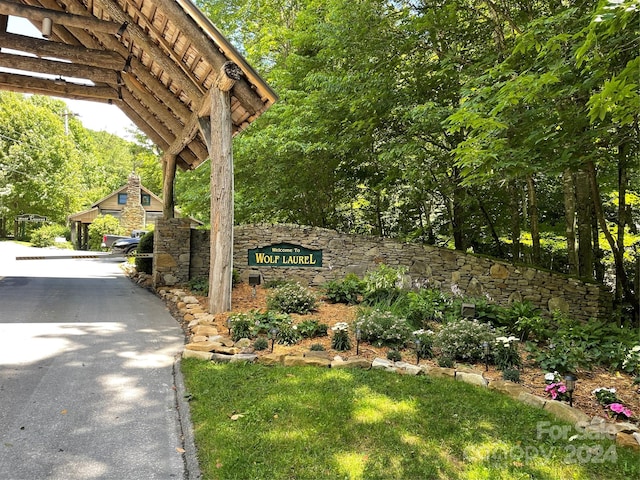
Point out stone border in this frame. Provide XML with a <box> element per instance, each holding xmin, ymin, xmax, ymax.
<box><xmin>162</xmin><ymin>286</ymin><xmax>639</xmax><ymax>451</ymax></box>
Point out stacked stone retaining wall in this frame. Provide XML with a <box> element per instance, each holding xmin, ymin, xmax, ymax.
<box><xmin>157</xmin><ymin>221</ymin><xmax>612</xmax><ymax>322</ymax></box>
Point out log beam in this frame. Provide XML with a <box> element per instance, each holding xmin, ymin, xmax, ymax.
<box><xmin>0</xmin><ymin>0</ymin><xmax>124</xmax><ymax>35</ymax></box>
<box><xmin>0</xmin><ymin>72</ymin><xmax>118</xmax><ymax>101</ymax></box>
<box><xmin>0</xmin><ymin>52</ymin><xmax>119</xmax><ymax>85</ymax></box>
<box><xmin>0</xmin><ymin>32</ymin><xmax>126</xmax><ymax>70</ymax></box>
<box><xmin>162</xmin><ymin>153</ymin><xmax>177</xmax><ymax>219</ymax></box>
<box><xmin>208</xmin><ymin>65</ymin><xmax>239</xmax><ymax>314</ymax></box>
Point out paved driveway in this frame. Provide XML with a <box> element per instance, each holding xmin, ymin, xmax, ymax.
<box><xmin>0</xmin><ymin>242</ymin><xmax>187</xmax><ymax>479</ymax></box>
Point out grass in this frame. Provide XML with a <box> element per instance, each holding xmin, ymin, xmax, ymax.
<box><xmin>181</xmin><ymin>359</ymin><xmax>640</xmax><ymax>480</ymax></box>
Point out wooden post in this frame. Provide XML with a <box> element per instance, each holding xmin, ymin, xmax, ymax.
<box><xmin>162</xmin><ymin>153</ymin><xmax>177</xmax><ymax>219</ymax></box>
<box><xmin>208</xmin><ymin>63</ymin><xmax>241</xmax><ymax>314</ymax></box>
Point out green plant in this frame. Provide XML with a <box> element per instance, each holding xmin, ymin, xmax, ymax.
<box><xmin>135</xmin><ymin>230</ymin><xmax>154</xmax><ymax>274</ymax></box>
<box><xmin>502</xmin><ymin>369</ymin><xmax>521</xmax><ymax>383</ymax></box>
<box><xmin>403</xmin><ymin>289</ymin><xmax>450</xmax><ymax>327</ymax></box>
<box><xmin>30</xmin><ymin>223</ymin><xmax>69</xmax><ymax>248</ymax></box>
<box><xmin>249</xmin><ymin>311</ymin><xmax>291</xmax><ymax>336</ymax></box>
<box><xmin>592</xmin><ymin>387</ymin><xmax>619</xmax><ymax>406</ymax></box>
<box><xmin>187</xmin><ymin>276</ymin><xmax>209</xmax><ymax>296</ymax></box>
<box><xmin>354</xmin><ymin>308</ymin><xmax>412</xmax><ymax>348</ymax></box>
<box><xmin>362</xmin><ymin>264</ymin><xmax>407</xmax><ymax>306</ymax></box>
<box><xmin>434</xmin><ymin>319</ymin><xmax>497</xmax><ymax>363</ymax></box>
<box><xmin>232</xmin><ymin>269</ymin><xmax>241</xmax><ymax>286</ymax></box>
<box><xmin>623</xmin><ymin>345</ymin><xmax>640</xmax><ymax>375</ymax></box>
<box><xmin>296</xmin><ymin>319</ymin><xmax>329</xmax><ymax>338</ymax></box>
<box><xmin>498</xmin><ymin>301</ymin><xmax>547</xmax><ymax>341</ymax></box>
<box><xmin>322</xmin><ymin>273</ymin><xmax>364</xmax><ymax>304</ymax></box>
<box><xmin>330</xmin><ymin>322</ymin><xmax>351</xmax><ymax>351</ymax></box>
<box><xmin>263</xmin><ymin>278</ymin><xmax>293</xmax><ymax>289</ymax></box>
<box><xmin>266</xmin><ymin>282</ymin><xmax>317</xmax><ymax>314</ymax></box>
<box><xmin>412</xmin><ymin>329</ymin><xmax>435</xmax><ymax>359</ymax></box>
<box><xmin>229</xmin><ymin>313</ymin><xmax>254</xmax><ymax>342</ymax></box>
<box><xmin>277</xmin><ymin>319</ymin><xmax>301</xmax><ymax>346</ymax></box>
<box><xmin>493</xmin><ymin>336</ymin><xmax>522</xmax><ymax>371</ymax></box>
<box><xmin>253</xmin><ymin>337</ymin><xmax>269</xmax><ymax>351</ymax></box>
<box><xmin>437</xmin><ymin>356</ymin><xmax>454</xmax><ymax>368</ymax></box>
<box><xmin>310</xmin><ymin>343</ymin><xmax>326</xmax><ymax>351</ymax></box>
<box><xmin>87</xmin><ymin>214</ymin><xmax>124</xmax><ymax>251</ymax></box>
<box><xmin>387</xmin><ymin>350</ymin><xmax>402</xmax><ymax>362</ymax></box>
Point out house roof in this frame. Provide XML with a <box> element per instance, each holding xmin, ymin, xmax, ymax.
<box><xmin>0</xmin><ymin>0</ymin><xmax>277</xmax><ymax>170</ymax></box>
<box><xmin>89</xmin><ymin>182</ymin><xmax>161</xmax><ymax>209</ymax></box>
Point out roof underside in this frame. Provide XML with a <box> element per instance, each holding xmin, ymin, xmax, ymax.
<box><xmin>0</xmin><ymin>0</ymin><xmax>277</xmax><ymax>170</ymax></box>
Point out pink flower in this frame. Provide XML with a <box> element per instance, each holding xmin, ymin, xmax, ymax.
<box><xmin>609</xmin><ymin>403</ymin><xmax>633</xmax><ymax>418</ymax></box>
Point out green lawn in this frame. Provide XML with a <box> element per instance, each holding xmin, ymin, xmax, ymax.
<box><xmin>181</xmin><ymin>359</ymin><xmax>640</xmax><ymax>480</ymax></box>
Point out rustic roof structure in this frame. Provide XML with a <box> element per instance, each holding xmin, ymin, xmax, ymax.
<box><xmin>0</xmin><ymin>0</ymin><xmax>277</xmax><ymax>171</ymax></box>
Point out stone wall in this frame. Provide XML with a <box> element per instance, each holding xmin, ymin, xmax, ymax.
<box><xmin>164</xmin><ymin>222</ymin><xmax>612</xmax><ymax>321</ymax></box>
<box><xmin>120</xmin><ymin>173</ymin><xmax>146</xmax><ymax>235</ymax></box>
<box><xmin>153</xmin><ymin>218</ymin><xmax>192</xmax><ymax>287</ymax></box>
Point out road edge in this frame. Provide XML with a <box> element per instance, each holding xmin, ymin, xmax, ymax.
<box><xmin>173</xmin><ymin>355</ymin><xmax>202</xmax><ymax>480</ymax></box>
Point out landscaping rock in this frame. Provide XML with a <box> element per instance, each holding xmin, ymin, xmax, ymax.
<box><xmin>421</xmin><ymin>366</ymin><xmax>455</xmax><ymax>378</ymax></box>
<box><xmin>188</xmin><ymin>319</ymin><xmax>200</xmax><ymax>329</ymax></box>
<box><xmin>183</xmin><ymin>295</ymin><xmax>199</xmax><ymax>304</ymax></box>
<box><xmin>191</xmin><ymin>335</ymin><xmax>207</xmax><ymax>343</ymax></box>
<box><xmin>303</xmin><ymin>351</ymin><xmax>331</xmax><ymax>360</ymax></box>
<box><xmin>258</xmin><ymin>353</ymin><xmax>286</xmax><ymax>366</ymax></box>
<box><xmin>395</xmin><ymin>362</ymin><xmax>422</xmax><ymax>376</ymax></box>
<box><xmin>185</xmin><ymin>341</ymin><xmax>222</xmax><ymax>352</ymax></box>
<box><xmin>616</xmin><ymin>432</ymin><xmax>640</xmax><ymax>450</ymax></box>
<box><xmin>192</xmin><ymin>325</ymin><xmax>219</xmax><ymax>337</ymax></box>
<box><xmin>610</xmin><ymin>422</ymin><xmax>639</xmax><ymax>434</ymax></box>
<box><xmin>371</xmin><ymin>358</ymin><xmax>397</xmax><ymax>372</ymax></box>
<box><xmin>234</xmin><ymin>338</ymin><xmax>252</xmax><ymax>348</ymax></box>
<box><xmin>456</xmin><ymin>371</ymin><xmax>488</xmax><ymax>387</ymax></box>
<box><xmin>210</xmin><ymin>353</ymin><xmax>233</xmax><ymax>363</ymax></box>
<box><xmin>284</xmin><ymin>355</ymin><xmax>331</xmax><ymax>367</ymax></box>
<box><xmin>230</xmin><ymin>354</ymin><xmax>259</xmax><ymax>363</ymax></box>
<box><xmin>517</xmin><ymin>392</ymin><xmax>546</xmax><ymax>409</ymax></box>
<box><xmin>211</xmin><ymin>345</ymin><xmax>241</xmax><ymax>355</ymax></box>
<box><xmin>543</xmin><ymin>400</ymin><xmax>590</xmax><ymax>425</ymax></box>
<box><xmin>182</xmin><ymin>350</ymin><xmax>213</xmax><ymax>361</ymax></box>
<box><xmin>330</xmin><ymin>357</ymin><xmax>371</xmax><ymax>369</ymax></box>
<box><xmin>488</xmin><ymin>380</ymin><xmax>527</xmax><ymax>398</ymax></box>
<box><xmin>183</xmin><ymin>313</ymin><xmax>195</xmax><ymax>322</ymax></box>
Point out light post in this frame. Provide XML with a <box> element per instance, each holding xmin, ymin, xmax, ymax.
<box><xmin>483</xmin><ymin>341</ymin><xmax>490</xmax><ymax>372</ymax></box>
<box><xmin>415</xmin><ymin>338</ymin><xmax>421</xmax><ymax>365</ymax></box>
<box><xmin>270</xmin><ymin>327</ymin><xmax>278</xmax><ymax>353</ymax></box>
<box><xmin>355</xmin><ymin>328</ymin><xmax>361</xmax><ymax>356</ymax></box>
<box><xmin>564</xmin><ymin>374</ymin><xmax>577</xmax><ymax>407</ymax></box>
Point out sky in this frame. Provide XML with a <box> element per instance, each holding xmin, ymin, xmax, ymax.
<box><xmin>2</xmin><ymin>17</ymin><xmax>138</xmax><ymax>139</ymax></box>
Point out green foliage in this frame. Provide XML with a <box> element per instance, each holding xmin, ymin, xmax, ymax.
<box><xmin>29</xmin><ymin>223</ymin><xmax>69</xmax><ymax>247</ymax></box>
<box><xmin>412</xmin><ymin>329</ymin><xmax>435</xmax><ymax>359</ymax></box>
<box><xmin>87</xmin><ymin>215</ymin><xmax>124</xmax><ymax>251</ymax></box>
<box><xmin>266</xmin><ymin>282</ymin><xmax>317</xmax><ymax>314</ymax></box>
<box><xmin>187</xmin><ymin>276</ymin><xmax>209</xmax><ymax>296</ymax></box>
<box><xmin>502</xmin><ymin>369</ymin><xmax>521</xmax><ymax>383</ymax></box>
<box><xmin>296</xmin><ymin>319</ymin><xmax>328</xmax><ymax>339</ymax></box>
<box><xmin>276</xmin><ymin>319</ymin><xmax>301</xmax><ymax>346</ymax></box>
<box><xmin>330</xmin><ymin>322</ymin><xmax>351</xmax><ymax>351</ymax></box>
<box><xmin>309</xmin><ymin>343</ymin><xmax>326</xmax><ymax>352</ymax></box>
<box><xmin>229</xmin><ymin>313</ymin><xmax>254</xmax><ymax>342</ymax></box>
<box><xmin>387</xmin><ymin>350</ymin><xmax>402</xmax><ymax>362</ymax></box>
<box><xmin>493</xmin><ymin>336</ymin><xmax>522</xmax><ymax>371</ymax></box>
<box><xmin>362</xmin><ymin>264</ymin><xmax>407</xmax><ymax>306</ymax></box>
<box><xmin>354</xmin><ymin>308</ymin><xmax>412</xmax><ymax>349</ymax></box>
<box><xmin>322</xmin><ymin>273</ymin><xmax>364</xmax><ymax>304</ymax></box>
<box><xmin>248</xmin><ymin>311</ymin><xmax>291</xmax><ymax>337</ymax></box>
<box><xmin>622</xmin><ymin>345</ymin><xmax>640</xmax><ymax>376</ymax></box>
<box><xmin>437</xmin><ymin>356</ymin><xmax>454</xmax><ymax>368</ymax></box>
<box><xmin>135</xmin><ymin>230</ymin><xmax>154</xmax><ymax>274</ymax></box>
<box><xmin>403</xmin><ymin>289</ymin><xmax>450</xmax><ymax>327</ymax></box>
<box><xmin>498</xmin><ymin>301</ymin><xmax>546</xmax><ymax>341</ymax></box>
<box><xmin>592</xmin><ymin>387</ymin><xmax>619</xmax><ymax>407</ymax></box>
<box><xmin>253</xmin><ymin>337</ymin><xmax>269</xmax><ymax>351</ymax></box>
<box><xmin>434</xmin><ymin>319</ymin><xmax>497</xmax><ymax>363</ymax></box>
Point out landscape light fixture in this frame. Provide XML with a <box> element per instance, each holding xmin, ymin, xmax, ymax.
<box><xmin>355</xmin><ymin>328</ymin><xmax>361</xmax><ymax>356</ymax></box>
<box><xmin>564</xmin><ymin>373</ymin><xmax>577</xmax><ymax>407</ymax></box>
<box><xmin>415</xmin><ymin>338</ymin><xmax>422</xmax><ymax>365</ymax></box>
<box><xmin>226</xmin><ymin>317</ymin><xmax>232</xmax><ymax>335</ymax></box>
<box><xmin>461</xmin><ymin>303</ymin><xmax>476</xmax><ymax>318</ymax></box>
<box><xmin>270</xmin><ymin>327</ymin><xmax>278</xmax><ymax>352</ymax></box>
<box><xmin>249</xmin><ymin>273</ymin><xmax>261</xmax><ymax>298</ymax></box>
<box><xmin>483</xmin><ymin>341</ymin><xmax>490</xmax><ymax>371</ymax></box>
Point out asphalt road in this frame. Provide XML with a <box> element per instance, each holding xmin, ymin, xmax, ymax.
<box><xmin>0</xmin><ymin>242</ymin><xmax>187</xmax><ymax>480</ymax></box>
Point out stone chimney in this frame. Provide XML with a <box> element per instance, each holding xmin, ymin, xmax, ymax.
<box><xmin>120</xmin><ymin>173</ymin><xmax>146</xmax><ymax>234</ymax></box>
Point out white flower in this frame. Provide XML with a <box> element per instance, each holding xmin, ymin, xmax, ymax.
<box><xmin>544</xmin><ymin>372</ymin><xmax>556</xmax><ymax>382</ymax></box>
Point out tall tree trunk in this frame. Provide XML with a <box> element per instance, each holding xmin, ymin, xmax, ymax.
<box><xmin>509</xmin><ymin>180</ymin><xmax>521</xmax><ymax>261</ymax></box>
<box><xmin>473</xmin><ymin>193</ymin><xmax>504</xmax><ymax>256</ymax></box>
<box><xmin>617</xmin><ymin>143</ymin><xmax>629</xmax><ymax>302</ymax></box>
<box><xmin>526</xmin><ymin>175</ymin><xmax>541</xmax><ymax>265</ymax></box>
<box><xmin>575</xmin><ymin>168</ymin><xmax>593</xmax><ymax>279</ymax></box>
<box><xmin>563</xmin><ymin>169</ymin><xmax>578</xmax><ymax>275</ymax></box>
<box><xmin>451</xmin><ymin>168</ymin><xmax>467</xmax><ymax>250</ymax></box>
<box><xmin>586</xmin><ymin>160</ymin><xmax>637</xmax><ymax>318</ymax></box>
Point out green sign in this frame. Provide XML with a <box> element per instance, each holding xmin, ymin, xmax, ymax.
<box><xmin>248</xmin><ymin>243</ymin><xmax>322</xmax><ymax>267</ymax></box>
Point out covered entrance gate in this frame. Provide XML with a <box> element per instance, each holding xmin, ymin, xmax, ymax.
<box><xmin>0</xmin><ymin>0</ymin><xmax>276</xmax><ymax>312</ymax></box>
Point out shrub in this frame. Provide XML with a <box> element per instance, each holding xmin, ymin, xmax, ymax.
<box><xmin>354</xmin><ymin>308</ymin><xmax>413</xmax><ymax>348</ymax></box>
<box><xmin>253</xmin><ymin>337</ymin><xmax>269</xmax><ymax>351</ymax></box>
<box><xmin>135</xmin><ymin>230</ymin><xmax>154</xmax><ymax>274</ymax></box>
<box><xmin>276</xmin><ymin>319</ymin><xmax>301</xmax><ymax>346</ymax></box>
<box><xmin>296</xmin><ymin>319</ymin><xmax>329</xmax><ymax>338</ymax></box>
<box><xmin>592</xmin><ymin>387</ymin><xmax>619</xmax><ymax>407</ymax></box>
<box><xmin>387</xmin><ymin>350</ymin><xmax>402</xmax><ymax>362</ymax></box>
<box><xmin>263</xmin><ymin>278</ymin><xmax>292</xmax><ymax>289</ymax></box>
<box><xmin>362</xmin><ymin>264</ymin><xmax>407</xmax><ymax>306</ymax></box>
<box><xmin>498</xmin><ymin>301</ymin><xmax>546</xmax><ymax>341</ymax></box>
<box><xmin>331</xmin><ymin>322</ymin><xmax>351</xmax><ymax>351</ymax></box>
<box><xmin>30</xmin><ymin>224</ymin><xmax>69</xmax><ymax>248</ymax></box>
<box><xmin>87</xmin><ymin>214</ymin><xmax>124</xmax><ymax>251</ymax></box>
<box><xmin>322</xmin><ymin>273</ymin><xmax>364</xmax><ymax>304</ymax></box>
<box><xmin>437</xmin><ymin>356</ymin><xmax>454</xmax><ymax>368</ymax></box>
<box><xmin>249</xmin><ymin>311</ymin><xmax>291</xmax><ymax>337</ymax></box>
<box><xmin>623</xmin><ymin>345</ymin><xmax>640</xmax><ymax>375</ymax></box>
<box><xmin>412</xmin><ymin>329</ymin><xmax>435</xmax><ymax>359</ymax></box>
<box><xmin>229</xmin><ymin>313</ymin><xmax>254</xmax><ymax>341</ymax></box>
<box><xmin>502</xmin><ymin>369</ymin><xmax>521</xmax><ymax>383</ymax></box>
<box><xmin>434</xmin><ymin>319</ymin><xmax>496</xmax><ymax>363</ymax></box>
<box><xmin>310</xmin><ymin>343</ymin><xmax>326</xmax><ymax>351</ymax></box>
<box><xmin>403</xmin><ymin>289</ymin><xmax>449</xmax><ymax>327</ymax></box>
<box><xmin>188</xmin><ymin>276</ymin><xmax>209</xmax><ymax>296</ymax></box>
<box><xmin>266</xmin><ymin>282</ymin><xmax>317</xmax><ymax>314</ymax></box>
<box><xmin>493</xmin><ymin>336</ymin><xmax>522</xmax><ymax>371</ymax></box>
